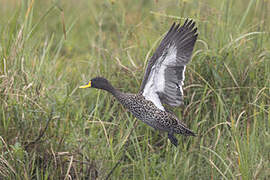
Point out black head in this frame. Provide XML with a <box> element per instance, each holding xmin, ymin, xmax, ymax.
<box><xmin>79</xmin><ymin>77</ymin><xmax>114</xmax><ymax>92</ymax></box>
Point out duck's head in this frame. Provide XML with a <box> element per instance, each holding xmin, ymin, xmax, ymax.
<box><xmin>79</xmin><ymin>77</ymin><xmax>114</xmax><ymax>92</ymax></box>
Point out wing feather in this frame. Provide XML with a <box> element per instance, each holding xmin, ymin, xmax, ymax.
<box><xmin>141</xmin><ymin>19</ymin><xmax>198</xmax><ymax>110</ymax></box>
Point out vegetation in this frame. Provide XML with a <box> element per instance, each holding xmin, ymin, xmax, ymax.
<box><xmin>0</xmin><ymin>0</ymin><xmax>269</xmax><ymax>179</ymax></box>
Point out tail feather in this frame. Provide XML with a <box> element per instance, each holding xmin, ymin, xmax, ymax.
<box><xmin>175</xmin><ymin>123</ymin><xmax>196</xmax><ymax>136</ymax></box>
<box><xmin>185</xmin><ymin>128</ymin><xmax>196</xmax><ymax>136</ymax></box>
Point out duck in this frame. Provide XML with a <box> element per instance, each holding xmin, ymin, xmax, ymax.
<box><xmin>80</xmin><ymin>19</ymin><xmax>198</xmax><ymax>147</ymax></box>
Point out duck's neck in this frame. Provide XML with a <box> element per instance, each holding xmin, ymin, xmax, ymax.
<box><xmin>100</xmin><ymin>81</ymin><xmax>132</xmax><ymax>108</ymax></box>
<box><xmin>101</xmin><ymin>81</ymin><xmax>122</xmax><ymax>98</ymax></box>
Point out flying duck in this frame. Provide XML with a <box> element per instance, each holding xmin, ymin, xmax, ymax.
<box><xmin>80</xmin><ymin>19</ymin><xmax>198</xmax><ymax>146</ymax></box>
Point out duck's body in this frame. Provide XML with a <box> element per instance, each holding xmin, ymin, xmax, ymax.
<box><xmin>119</xmin><ymin>93</ymin><xmax>195</xmax><ymax>146</ymax></box>
<box><xmin>116</xmin><ymin>92</ymin><xmax>195</xmax><ymax>144</ymax></box>
<box><xmin>80</xmin><ymin>19</ymin><xmax>198</xmax><ymax>146</ymax></box>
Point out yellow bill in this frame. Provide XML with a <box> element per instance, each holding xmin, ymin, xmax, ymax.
<box><xmin>79</xmin><ymin>81</ymin><xmax>91</xmax><ymax>88</ymax></box>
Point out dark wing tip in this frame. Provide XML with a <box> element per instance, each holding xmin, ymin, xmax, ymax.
<box><xmin>192</xmin><ymin>27</ymin><xmax>198</xmax><ymax>34</ymax></box>
<box><xmin>179</xmin><ymin>18</ymin><xmax>196</xmax><ymax>27</ymax></box>
<box><xmin>170</xmin><ymin>19</ymin><xmax>197</xmax><ymax>33</ymax></box>
<box><xmin>195</xmin><ymin>33</ymin><xmax>198</xmax><ymax>39</ymax></box>
<box><xmin>183</xmin><ymin>18</ymin><xmax>189</xmax><ymax>26</ymax></box>
<box><xmin>168</xmin><ymin>22</ymin><xmax>176</xmax><ymax>33</ymax></box>
<box><xmin>162</xmin><ymin>19</ymin><xmax>197</xmax><ymax>44</ymax></box>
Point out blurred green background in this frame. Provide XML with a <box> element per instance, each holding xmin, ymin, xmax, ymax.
<box><xmin>0</xmin><ymin>0</ymin><xmax>269</xmax><ymax>179</ymax></box>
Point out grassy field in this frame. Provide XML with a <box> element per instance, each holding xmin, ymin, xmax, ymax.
<box><xmin>0</xmin><ymin>0</ymin><xmax>270</xmax><ymax>179</ymax></box>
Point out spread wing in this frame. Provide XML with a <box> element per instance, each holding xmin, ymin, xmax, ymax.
<box><xmin>140</xmin><ymin>19</ymin><xmax>198</xmax><ymax>111</ymax></box>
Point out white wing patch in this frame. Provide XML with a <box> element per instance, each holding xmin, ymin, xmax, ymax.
<box><xmin>179</xmin><ymin>66</ymin><xmax>186</xmax><ymax>95</ymax></box>
<box><xmin>142</xmin><ymin>44</ymin><xmax>178</xmax><ymax>111</ymax></box>
<box><xmin>142</xmin><ymin>61</ymin><xmax>165</xmax><ymax>111</ymax></box>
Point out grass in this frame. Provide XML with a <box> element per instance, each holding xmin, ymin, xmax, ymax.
<box><xmin>0</xmin><ymin>0</ymin><xmax>269</xmax><ymax>179</ymax></box>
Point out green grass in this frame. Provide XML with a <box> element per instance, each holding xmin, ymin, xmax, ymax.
<box><xmin>0</xmin><ymin>0</ymin><xmax>270</xmax><ymax>179</ymax></box>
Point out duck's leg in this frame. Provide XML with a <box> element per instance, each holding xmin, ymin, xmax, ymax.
<box><xmin>168</xmin><ymin>133</ymin><xmax>178</xmax><ymax>147</ymax></box>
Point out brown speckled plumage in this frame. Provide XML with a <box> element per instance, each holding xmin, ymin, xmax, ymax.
<box><xmin>116</xmin><ymin>92</ymin><xmax>194</xmax><ymax>136</ymax></box>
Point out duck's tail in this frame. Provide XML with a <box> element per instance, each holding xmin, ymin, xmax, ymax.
<box><xmin>175</xmin><ymin>123</ymin><xmax>196</xmax><ymax>136</ymax></box>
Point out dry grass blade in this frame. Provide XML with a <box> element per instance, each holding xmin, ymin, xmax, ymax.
<box><xmin>209</xmin><ymin>159</ymin><xmax>229</xmax><ymax>180</ymax></box>
<box><xmin>224</xmin><ymin>63</ymin><xmax>239</xmax><ymax>87</ymax></box>
<box><xmin>220</xmin><ymin>31</ymin><xmax>266</xmax><ymax>52</ymax></box>
<box><xmin>235</xmin><ymin>110</ymin><xmax>246</xmax><ymax>128</ymax></box>
<box><xmin>0</xmin><ymin>157</ymin><xmax>16</xmax><ymax>177</ymax></box>
<box><xmin>115</xmin><ymin>57</ymin><xmax>132</xmax><ymax>72</ymax></box>
<box><xmin>64</xmin><ymin>156</ymin><xmax>73</xmax><ymax>180</ymax></box>
<box><xmin>0</xmin><ymin>137</ymin><xmax>14</xmax><ymax>161</ymax></box>
<box><xmin>127</xmin><ymin>51</ymin><xmax>138</xmax><ymax>69</ymax></box>
<box><xmin>203</xmin><ymin>122</ymin><xmax>231</xmax><ymax>136</ymax></box>
<box><xmin>201</xmin><ymin>146</ymin><xmax>234</xmax><ymax>179</ymax></box>
<box><xmin>25</xmin><ymin>0</ymin><xmax>35</xmax><ymax>19</ymax></box>
<box><xmin>97</xmin><ymin>117</ymin><xmax>110</xmax><ymax>146</ymax></box>
<box><xmin>149</xmin><ymin>11</ymin><xmax>185</xmax><ymax>20</ymax></box>
<box><xmin>252</xmin><ymin>87</ymin><xmax>267</xmax><ymax>104</ymax></box>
